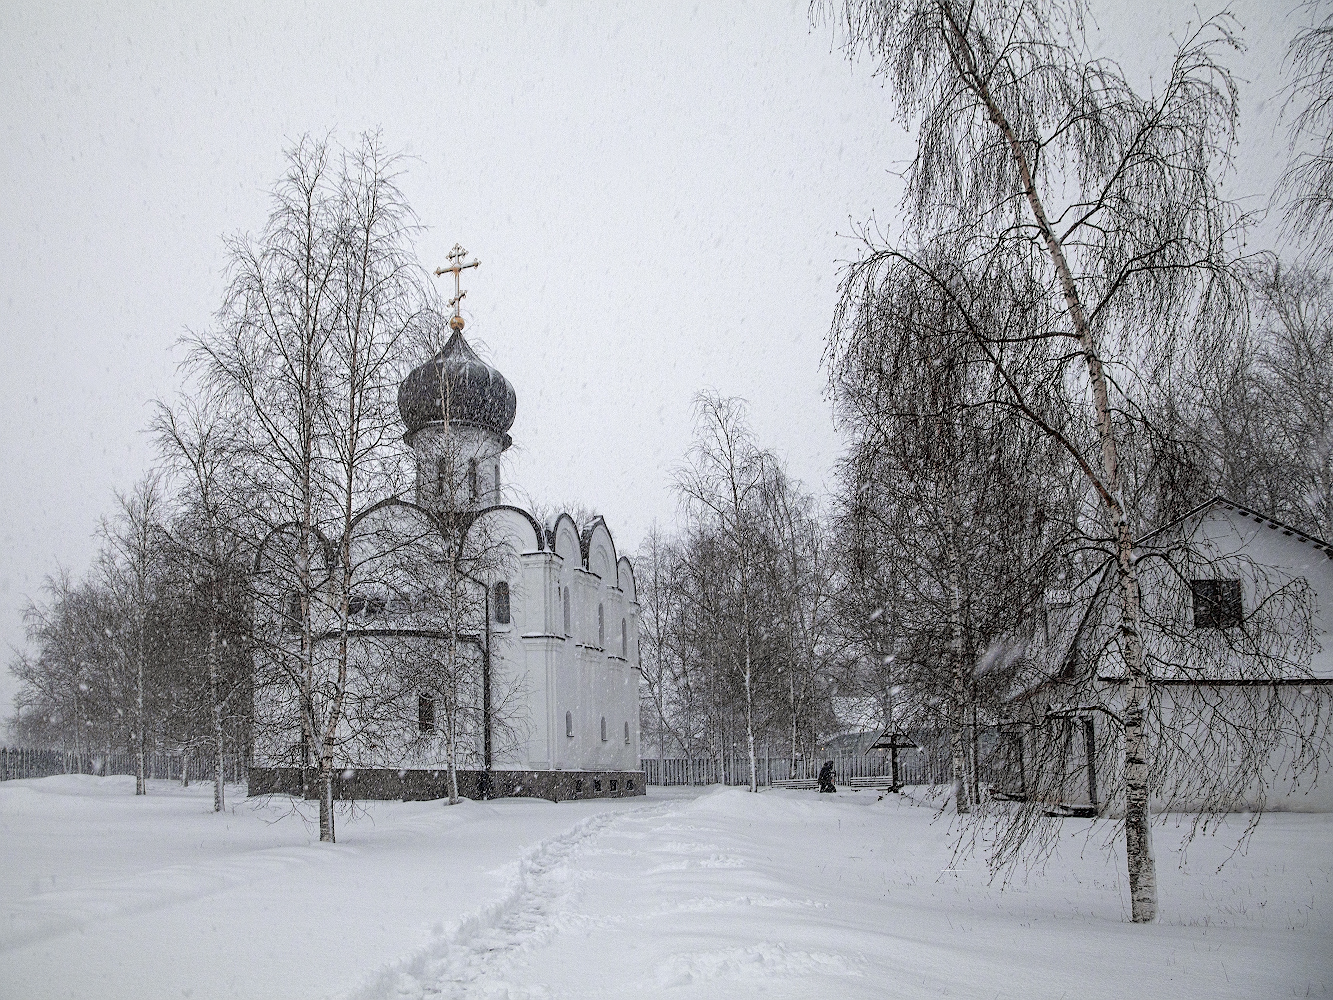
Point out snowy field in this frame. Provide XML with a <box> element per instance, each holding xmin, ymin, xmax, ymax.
<box><xmin>1</xmin><ymin>776</ymin><xmax>1329</xmax><ymax>999</ymax></box>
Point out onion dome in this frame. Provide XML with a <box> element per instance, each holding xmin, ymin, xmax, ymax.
<box><xmin>397</xmin><ymin>329</ymin><xmax>517</xmax><ymax>445</ymax></box>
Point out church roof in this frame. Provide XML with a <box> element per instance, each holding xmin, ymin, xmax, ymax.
<box><xmin>397</xmin><ymin>329</ymin><xmax>517</xmax><ymax>443</ymax></box>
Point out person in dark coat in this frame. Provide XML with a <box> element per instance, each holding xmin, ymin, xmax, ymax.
<box><xmin>818</xmin><ymin>760</ymin><xmax>836</xmax><ymax>793</ymax></box>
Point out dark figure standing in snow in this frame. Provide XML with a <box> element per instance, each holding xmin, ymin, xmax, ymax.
<box><xmin>818</xmin><ymin>760</ymin><xmax>836</xmax><ymax>793</ymax></box>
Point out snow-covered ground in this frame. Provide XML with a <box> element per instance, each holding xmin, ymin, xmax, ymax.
<box><xmin>1</xmin><ymin>777</ymin><xmax>1329</xmax><ymax>999</ymax></box>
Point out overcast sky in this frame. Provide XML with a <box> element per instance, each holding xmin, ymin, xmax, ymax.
<box><xmin>0</xmin><ymin>0</ymin><xmax>1304</xmax><ymax>722</ymax></box>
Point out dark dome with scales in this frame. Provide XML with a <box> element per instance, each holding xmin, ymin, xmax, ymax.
<box><xmin>398</xmin><ymin>329</ymin><xmax>517</xmax><ymax>443</ymax></box>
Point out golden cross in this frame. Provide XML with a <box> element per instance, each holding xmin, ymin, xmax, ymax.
<box><xmin>434</xmin><ymin>244</ymin><xmax>481</xmax><ymax>331</ymax></box>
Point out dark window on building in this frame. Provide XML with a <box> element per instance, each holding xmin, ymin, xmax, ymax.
<box><xmin>349</xmin><ymin>594</ymin><xmax>384</xmax><ymax>618</ymax></box>
<box><xmin>418</xmin><ymin>693</ymin><xmax>436</xmax><ymax>733</ymax></box>
<box><xmin>284</xmin><ymin>591</ymin><xmax>301</xmax><ymax>633</ymax></box>
<box><xmin>436</xmin><ymin>457</ymin><xmax>447</xmax><ymax>498</ymax></box>
<box><xmin>468</xmin><ymin>458</ymin><xmax>478</xmax><ymax>501</ymax></box>
<box><xmin>621</xmin><ymin>619</ymin><xmax>628</xmax><ymax>658</ymax></box>
<box><xmin>598</xmin><ymin>604</ymin><xmax>605</xmax><ymax>647</ymax></box>
<box><xmin>627</xmin><ymin>779</ymin><xmax>635</xmax><ymax>790</ymax></box>
<box><xmin>575</xmin><ymin>778</ymin><xmax>583</xmax><ymax>794</ymax></box>
<box><xmin>566</xmin><ymin>710</ymin><xmax>574</xmax><ymax>738</ymax></box>
<box><xmin>610</xmin><ymin>779</ymin><xmax>618</xmax><ymax>791</ymax></box>
<box><xmin>601</xmin><ymin>716</ymin><xmax>607</xmax><ymax>741</ymax></box>
<box><xmin>563</xmin><ymin>587</ymin><xmax>571</xmax><ymax>635</ymax></box>
<box><xmin>494</xmin><ymin>581</ymin><xmax>511</xmax><ymax>624</ymax></box>
<box><xmin>1192</xmin><ymin>578</ymin><xmax>1242</xmax><ymax>628</ymax></box>
<box><xmin>624</xmin><ymin>721</ymin><xmax>630</xmax><ymax>745</ymax></box>
<box><xmin>494</xmin><ymin>462</ymin><xmax>501</xmax><ymax>501</ymax></box>
<box><xmin>593</xmin><ymin>778</ymin><xmax>602</xmax><ymax>792</ymax></box>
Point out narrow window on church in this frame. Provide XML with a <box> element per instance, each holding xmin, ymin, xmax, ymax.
<box><xmin>621</xmin><ymin>619</ymin><xmax>628</xmax><ymax>658</ymax></box>
<box><xmin>601</xmin><ymin>716</ymin><xmax>607</xmax><ymax>741</ymax></box>
<box><xmin>624</xmin><ymin>721</ymin><xmax>630</xmax><ymax>744</ymax></box>
<box><xmin>598</xmin><ymin>604</ymin><xmax>605</xmax><ymax>648</ymax></box>
<box><xmin>284</xmin><ymin>591</ymin><xmax>301</xmax><ymax>634</ymax></box>
<box><xmin>468</xmin><ymin>458</ymin><xmax>478</xmax><ymax>501</ymax></box>
<box><xmin>494</xmin><ymin>462</ymin><xmax>501</xmax><ymax>501</ymax></box>
<box><xmin>494</xmin><ymin>581</ymin><xmax>511</xmax><ymax>624</ymax></box>
<box><xmin>563</xmin><ymin>587</ymin><xmax>571</xmax><ymax>635</ymax></box>
<box><xmin>436</xmin><ymin>457</ymin><xmax>447</xmax><ymax>498</ymax></box>
<box><xmin>418</xmin><ymin>693</ymin><xmax>435</xmax><ymax>733</ymax></box>
<box><xmin>566</xmin><ymin>711</ymin><xmax>574</xmax><ymax>738</ymax></box>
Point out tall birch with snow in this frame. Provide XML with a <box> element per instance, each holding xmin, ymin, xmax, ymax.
<box><xmin>823</xmin><ymin>0</ymin><xmax>1249</xmax><ymax>920</ymax></box>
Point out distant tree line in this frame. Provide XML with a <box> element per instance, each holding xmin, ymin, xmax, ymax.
<box><xmin>9</xmin><ymin>473</ymin><xmax>253</xmax><ymax>804</ymax></box>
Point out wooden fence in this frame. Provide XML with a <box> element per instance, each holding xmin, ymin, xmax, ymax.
<box><xmin>2</xmin><ymin>747</ymin><xmax>248</xmax><ymax>785</ymax></box>
<box><xmin>641</xmin><ymin>738</ymin><xmax>1004</xmax><ymax>789</ymax></box>
<box><xmin>641</xmin><ymin>751</ymin><xmax>945</xmax><ymax>787</ymax></box>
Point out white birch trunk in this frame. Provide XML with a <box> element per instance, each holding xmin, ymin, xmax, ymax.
<box><xmin>946</xmin><ymin>19</ymin><xmax>1160</xmax><ymax>918</ymax></box>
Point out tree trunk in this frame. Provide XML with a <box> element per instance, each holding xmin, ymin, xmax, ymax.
<box><xmin>790</xmin><ymin>672</ymin><xmax>799</xmax><ymax>778</ymax></box>
<box><xmin>948</xmin><ymin>7</ymin><xmax>1159</xmax><ymax>921</ymax></box>
<box><xmin>319</xmin><ymin>756</ymin><xmax>335</xmax><ymax>843</ymax></box>
<box><xmin>446</xmin><ymin>701</ymin><xmax>460</xmax><ymax>805</ymax></box>
<box><xmin>947</xmin><ymin>526</ymin><xmax>968</xmax><ymax>814</ymax></box>
<box><xmin>135</xmin><ymin>612</ymin><xmax>146</xmax><ymax>797</ymax></box>
<box><xmin>209</xmin><ymin>586</ymin><xmax>224</xmax><ymax>812</ymax></box>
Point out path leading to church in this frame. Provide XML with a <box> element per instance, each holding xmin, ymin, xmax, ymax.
<box><xmin>353</xmin><ymin>786</ymin><xmax>1332</xmax><ymax>1000</ymax></box>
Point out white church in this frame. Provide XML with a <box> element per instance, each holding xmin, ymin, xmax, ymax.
<box><xmin>249</xmin><ymin>251</ymin><xmax>643</xmax><ymax>801</ymax></box>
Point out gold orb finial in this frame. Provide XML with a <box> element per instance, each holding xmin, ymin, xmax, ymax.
<box><xmin>450</xmin><ymin>314</ymin><xmax>466</xmax><ymax>332</ymax></box>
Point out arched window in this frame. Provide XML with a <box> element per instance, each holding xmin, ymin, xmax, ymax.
<box><xmin>600</xmin><ymin>716</ymin><xmax>607</xmax><ymax>741</ymax></box>
<box><xmin>284</xmin><ymin>592</ymin><xmax>301</xmax><ymax>634</ymax></box>
<box><xmin>621</xmin><ymin>619</ymin><xmax>628</xmax><ymax>658</ymax></box>
<box><xmin>494</xmin><ymin>581</ymin><xmax>511</xmax><ymax>624</ymax></box>
<box><xmin>566</xmin><ymin>710</ymin><xmax>574</xmax><ymax>738</ymax></box>
<box><xmin>624</xmin><ymin>721</ymin><xmax>630</xmax><ymax>744</ymax></box>
<box><xmin>598</xmin><ymin>604</ymin><xmax>605</xmax><ymax>648</ymax></box>
<box><xmin>418</xmin><ymin>694</ymin><xmax>435</xmax><ymax>733</ymax></box>
<box><xmin>468</xmin><ymin>458</ymin><xmax>478</xmax><ymax>501</ymax></box>
<box><xmin>563</xmin><ymin>587</ymin><xmax>571</xmax><ymax>635</ymax></box>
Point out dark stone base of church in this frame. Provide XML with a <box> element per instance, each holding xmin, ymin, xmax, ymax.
<box><xmin>247</xmin><ymin>766</ymin><xmax>647</xmax><ymax>802</ymax></box>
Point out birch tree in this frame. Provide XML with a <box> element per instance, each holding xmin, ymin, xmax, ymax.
<box><xmin>101</xmin><ymin>474</ymin><xmax>168</xmax><ymax>796</ymax></box>
<box><xmin>316</xmin><ymin>135</ymin><xmax>422</xmax><ymax>838</ymax></box>
<box><xmin>1279</xmin><ymin>2</ymin><xmax>1333</xmax><ymax>265</ymax></box>
<box><xmin>823</xmin><ymin>0</ymin><xmax>1249</xmax><ymax>920</ymax></box>
<box><xmin>676</xmin><ymin>393</ymin><xmax>771</xmax><ymax>793</ymax></box>
<box><xmin>192</xmin><ymin>133</ymin><xmax>356</xmax><ymax>841</ymax></box>
<box><xmin>153</xmin><ymin>390</ymin><xmax>248</xmax><ymax>811</ymax></box>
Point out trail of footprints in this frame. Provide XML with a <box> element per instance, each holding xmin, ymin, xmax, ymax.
<box><xmin>362</xmin><ymin>801</ymin><xmax>852</xmax><ymax>999</ymax></box>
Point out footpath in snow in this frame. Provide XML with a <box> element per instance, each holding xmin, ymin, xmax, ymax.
<box><xmin>360</xmin><ymin>785</ymin><xmax>1332</xmax><ymax>1000</ymax></box>
<box><xmin>2</xmin><ymin>776</ymin><xmax>1330</xmax><ymax>999</ymax></box>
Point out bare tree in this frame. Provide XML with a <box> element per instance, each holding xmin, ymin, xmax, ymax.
<box><xmin>194</xmin><ymin>133</ymin><xmax>422</xmax><ymax>841</ymax></box>
<box><xmin>757</xmin><ymin>465</ymin><xmax>836</xmax><ymax>774</ymax></box>
<box><xmin>317</xmin><ymin>135</ymin><xmax>422</xmax><ymax>839</ymax></box>
<box><xmin>823</xmin><ymin>0</ymin><xmax>1252</xmax><ymax>919</ymax></box>
<box><xmin>153</xmin><ymin>389</ymin><xmax>249</xmax><ymax>811</ymax></box>
<box><xmin>676</xmin><ymin>393</ymin><xmax>773</xmax><ymax>792</ymax></box>
<box><xmin>101</xmin><ymin>474</ymin><xmax>167</xmax><ymax>796</ymax></box>
<box><xmin>1279</xmin><ymin>2</ymin><xmax>1333</xmax><ymax>264</ymax></box>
